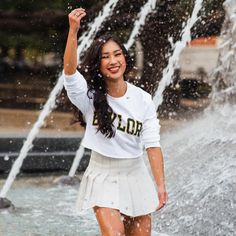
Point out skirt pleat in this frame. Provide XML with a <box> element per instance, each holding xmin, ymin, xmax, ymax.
<box><xmin>76</xmin><ymin>151</ymin><xmax>158</xmax><ymax>217</ymax></box>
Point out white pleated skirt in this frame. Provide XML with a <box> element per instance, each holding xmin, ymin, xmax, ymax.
<box><xmin>76</xmin><ymin>151</ymin><xmax>159</xmax><ymax>217</ymax></box>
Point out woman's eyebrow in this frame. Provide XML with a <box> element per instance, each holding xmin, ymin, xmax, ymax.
<box><xmin>102</xmin><ymin>49</ymin><xmax>122</xmax><ymax>55</ymax></box>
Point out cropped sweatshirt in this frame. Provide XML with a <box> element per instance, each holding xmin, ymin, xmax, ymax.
<box><xmin>64</xmin><ymin>70</ymin><xmax>161</xmax><ymax>159</ymax></box>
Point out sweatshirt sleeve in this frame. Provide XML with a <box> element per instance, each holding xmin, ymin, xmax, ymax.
<box><xmin>63</xmin><ymin>70</ymin><xmax>91</xmax><ymax>115</ymax></box>
<box><xmin>141</xmin><ymin>95</ymin><xmax>161</xmax><ymax>149</ymax></box>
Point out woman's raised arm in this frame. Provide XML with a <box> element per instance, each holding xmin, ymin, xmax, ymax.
<box><xmin>63</xmin><ymin>8</ymin><xmax>86</xmax><ymax>75</ymax></box>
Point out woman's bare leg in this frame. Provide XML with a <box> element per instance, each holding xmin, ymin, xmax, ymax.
<box><xmin>93</xmin><ymin>206</ymin><xmax>125</xmax><ymax>236</ymax></box>
<box><xmin>122</xmin><ymin>214</ymin><xmax>151</xmax><ymax>236</ymax></box>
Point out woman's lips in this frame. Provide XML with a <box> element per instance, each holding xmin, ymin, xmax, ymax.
<box><xmin>108</xmin><ymin>66</ymin><xmax>120</xmax><ymax>73</ymax></box>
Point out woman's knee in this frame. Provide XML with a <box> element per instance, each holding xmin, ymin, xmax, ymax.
<box><xmin>94</xmin><ymin>207</ymin><xmax>125</xmax><ymax>236</ymax></box>
<box><xmin>127</xmin><ymin>214</ymin><xmax>152</xmax><ymax>236</ymax></box>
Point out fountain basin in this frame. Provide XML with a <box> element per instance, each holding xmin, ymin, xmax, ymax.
<box><xmin>0</xmin><ymin>197</ymin><xmax>14</xmax><ymax>210</ymax></box>
<box><xmin>0</xmin><ymin>137</ymin><xmax>91</xmax><ymax>173</ymax></box>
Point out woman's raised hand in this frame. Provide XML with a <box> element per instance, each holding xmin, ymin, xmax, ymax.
<box><xmin>68</xmin><ymin>8</ymin><xmax>86</xmax><ymax>33</ymax></box>
<box><xmin>64</xmin><ymin>8</ymin><xmax>86</xmax><ymax>74</ymax></box>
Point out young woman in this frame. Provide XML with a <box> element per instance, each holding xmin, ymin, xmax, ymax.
<box><xmin>64</xmin><ymin>8</ymin><xmax>168</xmax><ymax>236</ymax></box>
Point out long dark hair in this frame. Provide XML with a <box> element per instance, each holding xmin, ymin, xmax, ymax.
<box><xmin>72</xmin><ymin>34</ymin><xmax>133</xmax><ymax>138</ymax></box>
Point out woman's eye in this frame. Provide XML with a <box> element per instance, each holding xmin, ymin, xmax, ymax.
<box><xmin>115</xmin><ymin>53</ymin><xmax>122</xmax><ymax>56</ymax></box>
<box><xmin>101</xmin><ymin>56</ymin><xmax>109</xmax><ymax>59</ymax></box>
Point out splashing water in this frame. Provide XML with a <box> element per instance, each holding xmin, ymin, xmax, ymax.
<box><xmin>69</xmin><ymin>0</ymin><xmax>160</xmax><ymax>177</ymax></box>
<box><xmin>153</xmin><ymin>102</ymin><xmax>236</xmax><ymax>235</ymax></box>
<box><xmin>0</xmin><ymin>0</ymin><xmax>118</xmax><ymax>198</ymax></box>
<box><xmin>77</xmin><ymin>0</ymin><xmax>119</xmax><ymax>62</ymax></box>
<box><xmin>211</xmin><ymin>0</ymin><xmax>236</xmax><ymax>103</ymax></box>
<box><xmin>0</xmin><ymin>78</ymin><xmax>64</xmax><ymax>198</ymax></box>
<box><xmin>125</xmin><ymin>0</ymin><xmax>157</xmax><ymax>50</ymax></box>
<box><xmin>1</xmin><ymin>104</ymin><xmax>235</xmax><ymax>235</ymax></box>
<box><xmin>153</xmin><ymin>0</ymin><xmax>203</xmax><ymax>110</ymax></box>
<box><xmin>68</xmin><ymin>143</ymin><xmax>84</xmax><ymax>177</ymax></box>
<box><xmin>152</xmin><ymin>1</ymin><xmax>236</xmax><ymax>234</ymax></box>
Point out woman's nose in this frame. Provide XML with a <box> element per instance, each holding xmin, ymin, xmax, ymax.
<box><xmin>109</xmin><ymin>55</ymin><xmax>117</xmax><ymax>65</ymax></box>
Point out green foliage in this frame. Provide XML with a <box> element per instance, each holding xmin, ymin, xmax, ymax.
<box><xmin>0</xmin><ymin>0</ymin><xmax>103</xmax><ymax>59</ymax></box>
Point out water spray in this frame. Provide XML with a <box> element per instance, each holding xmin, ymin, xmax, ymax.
<box><xmin>0</xmin><ymin>77</ymin><xmax>64</xmax><ymax>206</ymax></box>
<box><xmin>210</xmin><ymin>0</ymin><xmax>236</xmax><ymax>105</ymax></box>
<box><xmin>125</xmin><ymin>0</ymin><xmax>158</xmax><ymax>50</ymax></box>
<box><xmin>153</xmin><ymin>0</ymin><xmax>204</xmax><ymax>110</ymax></box>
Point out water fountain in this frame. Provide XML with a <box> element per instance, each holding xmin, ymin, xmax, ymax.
<box><xmin>1</xmin><ymin>0</ymin><xmax>235</xmax><ymax>235</ymax></box>
<box><xmin>153</xmin><ymin>2</ymin><xmax>236</xmax><ymax>234</ymax></box>
<box><xmin>211</xmin><ymin>0</ymin><xmax>236</xmax><ymax>103</ymax></box>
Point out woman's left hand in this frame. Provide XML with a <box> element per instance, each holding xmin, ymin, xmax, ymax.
<box><xmin>157</xmin><ymin>186</ymin><xmax>168</xmax><ymax>210</ymax></box>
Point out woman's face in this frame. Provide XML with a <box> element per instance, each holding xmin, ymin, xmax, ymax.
<box><xmin>100</xmin><ymin>40</ymin><xmax>127</xmax><ymax>81</ymax></box>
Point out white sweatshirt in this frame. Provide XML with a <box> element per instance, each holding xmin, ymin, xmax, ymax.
<box><xmin>64</xmin><ymin>70</ymin><xmax>161</xmax><ymax>159</ymax></box>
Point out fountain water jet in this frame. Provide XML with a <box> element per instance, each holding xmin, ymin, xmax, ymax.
<box><xmin>125</xmin><ymin>0</ymin><xmax>158</xmax><ymax>50</ymax></box>
<box><xmin>211</xmin><ymin>0</ymin><xmax>236</xmax><ymax>104</ymax></box>
<box><xmin>152</xmin><ymin>1</ymin><xmax>236</xmax><ymax>234</ymax></box>
<box><xmin>153</xmin><ymin>0</ymin><xmax>204</xmax><ymax>110</ymax></box>
<box><xmin>0</xmin><ymin>0</ymin><xmax>119</xmax><ymax>207</ymax></box>
<box><xmin>77</xmin><ymin>0</ymin><xmax>119</xmax><ymax>62</ymax></box>
<box><xmin>0</xmin><ymin>77</ymin><xmax>64</xmax><ymax>206</ymax></box>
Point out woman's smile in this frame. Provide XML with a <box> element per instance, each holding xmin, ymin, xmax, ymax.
<box><xmin>108</xmin><ymin>65</ymin><xmax>120</xmax><ymax>73</ymax></box>
<box><xmin>100</xmin><ymin>40</ymin><xmax>126</xmax><ymax>80</ymax></box>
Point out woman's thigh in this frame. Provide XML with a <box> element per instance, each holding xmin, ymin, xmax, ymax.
<box><xmin>93</xmin><ymin>206</ymin><xmax>125</xmax><ymax>236</ymax></box>
<box><xmin>122</xmin><ymin>214</ymin><xmax>151</xmax><ymax>236</ymax></box>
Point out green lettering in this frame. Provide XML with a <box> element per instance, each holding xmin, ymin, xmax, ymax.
<box><xmin>117</xmin><ymin>114</ymin><xmax>126</xmax><ymax>132</ymax></box>
<box><xmin>134</xmin><ymin>121</ymin><xmax>142</xmax><ymax>137</ymax></box>
<box><xmin>126</xmin><ymin>118</ymin><xmax>136</xmax><ymax>135</ymax></box>
<box><xmin>111</xmin><ymin>112</ymin><xmax>117</xmax><ymax>123</ymax></box>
